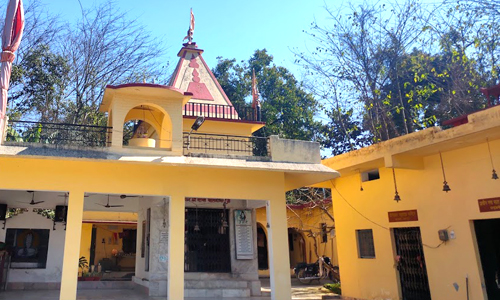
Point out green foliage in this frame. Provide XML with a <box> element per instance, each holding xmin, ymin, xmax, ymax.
<box><xmin>79</xmin><ymin>256</ymin><xmax>89</xmax><ymax>273</ymax></box>
<box><xmin>324</xmin><ymin>283</ymin><xmax>341</xmax><ymax>294</ymax></box>
<box><xmin>213</xmin><ymin>49</ymin><xmax>321</xmax><ymax>141</ymax></box>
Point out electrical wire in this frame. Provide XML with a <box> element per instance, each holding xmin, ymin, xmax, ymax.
<box><xmin>330</xmin><ymin>180</ymin><xmax>389</xmax><ymax>231</ymax></box>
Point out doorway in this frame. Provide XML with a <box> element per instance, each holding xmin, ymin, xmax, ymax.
<box><xmin>184</xmin><ymin>208</ymin><xmax>231</xmax><ymax>272</ymax></box>
<box><xmin>288</xmin><ymin>228</ymin><xmax>306</xmax><ymax>266</ymax></box>
<box><xmin>393</xmin><ymin>227</ymin><xmax>432</xmax><ymax>300</ymax></box>
<box><xmin>257</xmin><ymin>224</ymin><xmax>268</xmax><ymax>270</ymax></box>
<box><xmin>474</xmin><ymin>218</ymin><xmax>500</xmax><ymax>299</ymax></box>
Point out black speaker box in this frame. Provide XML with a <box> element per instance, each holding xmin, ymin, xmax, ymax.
<box><xmin>0</xmin><ymin>204</ymin><xmax>7</xmax><ymax>221</ymax></box>
<box><xmin>54</xmin><ymin>205</ymin><xmax>68</xmax><ymax>222</ymax></box>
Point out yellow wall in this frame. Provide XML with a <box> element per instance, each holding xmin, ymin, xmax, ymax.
<box><xmin>256</xmin><ymin>203</ymin><xmax>338</xmax><ymax>268</ymax></box>
<box><xmin>79</xmin><ymin>223</ymin><xmax>93</xmax><ymax>272</ymax></box>
<box><xmin>92</xmin><ymin>223</ymin><xmax>137</xmax><ymax>269</ymax></box>
<box><xmin>324</xmin><ymin>138</ymin><xmax>500</xmax><ymax>300</ymax></box>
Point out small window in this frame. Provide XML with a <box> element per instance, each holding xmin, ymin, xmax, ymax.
<box><xmin>361</xmin><ymin>169</ymin><xmax>380</xmax><ymax>182</ymax></box>
<box><xmin>356</xmin><ymin>229</ymin><xmax>375</xmax><ymax>258</ymax></box>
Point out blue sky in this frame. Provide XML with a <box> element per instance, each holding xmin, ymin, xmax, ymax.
<box><xmin>42</xmin><ymin>0</ymin><xmax>336</xmax><ymax>77</ymax></box>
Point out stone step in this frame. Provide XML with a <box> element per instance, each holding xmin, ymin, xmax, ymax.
<box><xmin>184</xmin><ymin>288</ymin><xmax>251</xmax><ymax>298</ymax></box>
<box><xmin>77</xmin><ymin>281</ymin><xmax>135</xmax><ymax>290</ymax></box>
<box><xmin>184</xmin><ymin>273</ymin><xmax>236</xmax><ymax>281</ymax></box>
<box><xmin>185</xmin><ymin>279</ymin><xmax>248</xmax><ymax>289</ymax></box>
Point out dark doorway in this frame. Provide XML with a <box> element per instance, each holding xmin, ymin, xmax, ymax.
<box><xmin>185</xmin><ymin>208</ymin><xmax>231</xmax><ymax>272</ymax></box>
<box><xmin>89</xmin><ymin>227</ymin><xmax>97</xmax><ymax>265</ymax></box>
<box><xmin>257</xmin><ymin>224</ymin><xmax>268</xmax><ymax>270</ymax></box>
<box><xmin>474</xmin><ymin>219</ymin><xmax>500</xmax><ymax>299</ymax></box>
<box><xmin>393</xmin><ymin>227</ymin><xmax>432</xmax><ymax>300</ymax></box>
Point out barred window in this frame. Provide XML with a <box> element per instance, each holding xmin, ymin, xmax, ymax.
<box><xmin>356</xmin><ymin>229</ymin><xmax>375</xmax><ymax>258</ymax></box>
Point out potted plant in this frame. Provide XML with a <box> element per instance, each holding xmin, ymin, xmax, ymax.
<box><xmin>78</xmin><ymin>256</ymin><xmax>88</xmax><ymax>281</ymax></box>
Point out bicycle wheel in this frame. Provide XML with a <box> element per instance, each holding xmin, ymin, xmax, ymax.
<box><xmin>296</xmin><ymin>268</ymin><xmax>312</xmax><ymax>284</ymax></box>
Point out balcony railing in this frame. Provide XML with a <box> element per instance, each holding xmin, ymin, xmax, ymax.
<box><xmin>183</xmin><ymin>132</ymin><xmax>269</xmax><ymax>157</ymax></box>
<box><xmin>183</xmin><ymin>102</ymin><xmax>262</xmax><ymax>122</ymax></box>
<box><xmin>5</xmin><ymin>120</ymin><xmax>112</xmax><ymax>147</ymax></box>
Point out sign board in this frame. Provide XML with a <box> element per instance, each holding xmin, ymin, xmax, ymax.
<box><xmin>388</xmin><ymin>209</ymin><xmax>418</xmax><ymax>222</ymax></box>
<box><xmin>159</xmin><ymin>231</ymin><xmax>168</xmax><ymax>244</ymax></box>
<box><xmin>478</xmin><ymin>197</ymin><xmax>500</xmax><ymax>212</ymax></box>
<box><xmin>234</xmin><ymin>209</ymin><xmax>254</xmax><ymax>259</ymax></box>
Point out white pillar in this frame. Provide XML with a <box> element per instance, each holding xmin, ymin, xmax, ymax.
<box><xmin>266</xmin><ymin>195</ymin><xmax>292</xmax><ymax>300</ymax></box>
<box><xmin>59</xmin><ymin>190</ymin><xmax>85</xmax><ymax>300</ymax></box>
<box><xmin>168</xmin><ymin>193</ymin><xmax>185</xmax><ymax>299</ymax></box>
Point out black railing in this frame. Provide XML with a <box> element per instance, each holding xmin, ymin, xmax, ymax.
<box><xmin>5</xmin><ymin>120</ymin><xmax>112</xmax><ymax>147</ymax></box>
<box><xmin>183</xmin><ymin>132</ymin><xmax>269</xmax><ymax>157</ymax></box>
<box><xmin>183</xmin><ymin>102</ymin><xmax>262</xmax><ymax>122</ymax></box>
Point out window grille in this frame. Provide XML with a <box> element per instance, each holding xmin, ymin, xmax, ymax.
<box><xmin>356</xmin><ymin>229</ymin><xmax>375</xmax><ymax>258</ymax></box>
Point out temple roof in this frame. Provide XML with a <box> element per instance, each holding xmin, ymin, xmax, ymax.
<box><xmin>169</xmin><ymin>43</ymin><xmax>234</xmax><ymax>107</ymax></box>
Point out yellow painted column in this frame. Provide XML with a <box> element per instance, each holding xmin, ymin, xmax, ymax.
<box><xmin>266</xmin><ymin>194</ymin><xmax>292</xmax><ymax>300</ymax></box>
<box><xmin>168</xmin><ymin>193</ymin><xmax>185</xmax><ymax>299</ymax></box>
<box><xmin>59</xmin><ymin>190</ymin><xmax>85</xmax><ymax>300</ymax></box>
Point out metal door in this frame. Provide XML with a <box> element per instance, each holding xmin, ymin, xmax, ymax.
<box><xmin>185</xmin><ymin>208</ymin><xmax>231</xmax><ymax>272</ymax></box>
<box><xmin>394</xmin><ymin>227</ymin><xmax>432</xmax><ymax>300</ymax></box>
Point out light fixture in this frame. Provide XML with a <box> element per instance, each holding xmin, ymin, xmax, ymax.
<box><xmin>186</xmin><ymin>116</ymin><xmax>205</xmax><ymax>150</ymax></box>
<box><xmin>191</xmin><ymin>116</ymin><xmax>205</xmax><ymax>131</ymax></box>
<box><xmin>439</xmin><ymin>152</ymin><xmax>451</xmax><ymax>192</ymax></box>
<box><xmin>392</xmin><ymin>168</ymin><xmax>401</xmax><ymax>202</ymax></box>
<box><xmin>487</xmin><ymin>138</ymin><xmax>498</xmax><ymax>180</ymax></box>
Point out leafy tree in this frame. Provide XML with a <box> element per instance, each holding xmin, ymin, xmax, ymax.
<box><xmin>214</xmin><ymin>49</ymin><xmax>321</xmax><ymax>141</ymax></box>
<box><xmin>9</xmin><ymin>44</ymin><xmax>70</xmax><ymax>122</ymax></box>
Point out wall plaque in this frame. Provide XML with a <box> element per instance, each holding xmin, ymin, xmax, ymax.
<box><xmin>478</xmin><ymin>197</ymin><xmax>500</xmax><ymax>212</ymax></box>
<box><xmin>234</xmin><ymin>209</ymin><xmax>254</xmax><ymax>259</ymax></box>
<box><xmin>388</xmin><ymin>209</ymin><xmax>418</xmax><ymax>222</ymax></box>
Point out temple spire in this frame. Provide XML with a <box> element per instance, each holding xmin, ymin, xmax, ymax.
<box><xmin>183</xmin><ymin>8</ymin><xmax>195</xmax><ymax>43</ymax></box>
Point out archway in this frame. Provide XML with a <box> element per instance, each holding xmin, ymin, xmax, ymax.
<box><xmin>122</xmin><ymin>104</ymin><xmax>172</xmax><ymax>149</ymax></box>
<box><xmin>256</xmin><ymin>223</ymin><xmax>268</xmax><ymax>270</ymax></box>
<box><xmin>288</xmin><ymin>228</ymin><xmax>306</xmax><ymax>267</ymax></box>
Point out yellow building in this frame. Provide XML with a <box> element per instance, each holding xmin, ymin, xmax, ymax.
<box><xmin>322</xmin><ymin>105</ymin><xmax>500</xmax><ymax>300</ymax></box>
<box><xmin>255</xmin><ymin>199</ymin><xmax>338</xmax><ymax>277</ymax></box>
<box><xmin>0</xmin><ymin>40</ymin><xmax>339</xmax><ymax>300</ymax></box>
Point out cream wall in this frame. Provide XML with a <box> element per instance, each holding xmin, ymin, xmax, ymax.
<box><xmin>327</xmin><ymin>139</ymin><xmax>500</xmax><ymax>300</ymax></box>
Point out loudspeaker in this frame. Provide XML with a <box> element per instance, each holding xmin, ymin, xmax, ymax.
<box><xmin>0</xmin><ymin>204</ymin><xmax>7</xmax><ymax>221</ymax></box>
<box><xmin>54</xmin><ymin>205</ymin><xmax>68</xmax><ymax>223</ymax></box>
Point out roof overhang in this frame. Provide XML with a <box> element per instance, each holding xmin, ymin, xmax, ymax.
<box><xmin>323</xmin><ymin>105</ymin><xmax>500</xmax><ymax>177</ymax></box>
<box><xmin>100</xmin><ymin>83</ymin><xmax>193</xmax><ymax>112</ymax></box>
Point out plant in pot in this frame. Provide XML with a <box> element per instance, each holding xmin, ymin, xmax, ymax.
<box><xmin>78</xmin><ymin>256</ymin><xmax>88</xmax><ymax>281</ymax></box>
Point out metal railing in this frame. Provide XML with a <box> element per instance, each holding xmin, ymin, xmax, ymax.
<box><xmin>183</xmin><ymin>132</ymin><xmax>269</xmax><ymax>157</ymax></box>
<box><xmin>183</xmin><ymin>102</ymin><xmax>262</xmax><ymax>122</ymax></box>
<box><xmin>5</xmin><ymin>120</ymin><xmax>112</xmax><ymax>147</ymax></box>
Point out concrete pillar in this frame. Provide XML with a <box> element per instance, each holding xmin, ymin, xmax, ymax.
<box><xmin>59</xmin><ymin>190</ymin><xmax>85</xmax><ymax>300</ymax></box>
<box><xmin>266</xmin><ymin>195</ymin><xmax>292</xmax><ymax>300</ymax></box>
<box><xmin>110</xmin><ymin>102</ymin><xmax>126</xmax><ymax>148</ymax></box>
<box><xmin>168</xmin><ymin>193</ymin><xmax>185</xmax><ymax>299</ymax></box>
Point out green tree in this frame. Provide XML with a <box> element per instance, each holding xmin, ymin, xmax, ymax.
<box><xmin>214</xmin><ymin>49</ymin><xmax>320</xmax><ymax>141</ymax></box>
<box><xmin>9</xmin><ymin>44</ymin><xmax>70</xmax><ymax>122</ymax></box>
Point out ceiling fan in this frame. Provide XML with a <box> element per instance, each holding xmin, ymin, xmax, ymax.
<box><xmin>116</xmin><ymin>194</ymin><xmax>141</xmax><ymax>199</ymax></box>
<box><xmin>96</xmin><ymin>195</ymin><xmax>124</xmax><ymax>208</ymax></box>
<box><xmin>17</xmin><ymin>191</ymin><xmax>45</xmax><ymax>205</ymax></box>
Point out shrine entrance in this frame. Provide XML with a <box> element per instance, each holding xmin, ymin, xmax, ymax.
<box><xmin>184</xmin><ymin>208</ymin><xmax>231</xmax><ymax>272</ymax></box>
